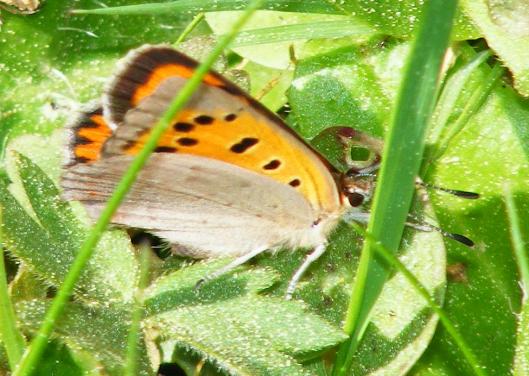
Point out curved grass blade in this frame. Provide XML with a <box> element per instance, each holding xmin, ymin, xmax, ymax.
<box><xmin>230</xmin><ymin>20</ymin><xmax>375</xmax><ymax>47</ymax></box>
<box><xmin>12</xmin><ymin>2</ymin><xmax>264</xmax><ymax>375</ymax></box>
<box><xmin>332</xmin><ymin>1</ymin><xmax>459</xmax><ymax>375</ymax></box>
<box><xmin>71</xmin><ymin>0</ymin><xmax>341</xmax><ymax>16</ymax></box>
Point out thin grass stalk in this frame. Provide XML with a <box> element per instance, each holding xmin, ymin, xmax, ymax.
<box><xmin>0</xmin><ymin>209</ymin><xmax>26</xmax><ymax>370</ymax></box>
<box><xmin>124</xmin><ymin>245</ymin><xmax>151</xmax><ymax>376</ymax></box>
<box><xmin>332</xmin><ymin>1</ymin><xmax>458</xmax><ymax>374</ymax></box>
<box><xmin>230</xmin><ymin>20</ymin><xmax>375</xmax><ymax>47</ymax></box>
<box><xmin>71</xmin><ymin>0</ymin><xmax>340</xmax><ymax>16</ymax></box>
<box><xmin>12</xmin><ymin>2</ymin><xmax>263</xmax><ymax>375</ymax></box>
<box><xmin>175</xmin><ymin>12</ymin><xmax>205</xmax><ymax>45</ymax></box>
<box><xmin>504</xmin><ymin>185</ymin><xmax>529</xmax><ymax>298</ymax></box>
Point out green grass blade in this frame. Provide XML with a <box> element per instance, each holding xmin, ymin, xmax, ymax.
<box><xmin>12</xmin><ymin>2</ymin><xmax>263</xmax><ymax>375</ymax></box>
<box><xmin>230</xmin><ymin>20</ymin><xmax>375</xmax><ymax>47</ymax></box>
<box><xmin>427</xmin><ymin>62</ymin><xmax>504</xmax><ymax>164</ymax></box>
<box><xmin>71</xmin><ymin>0</ymin><xmax>340</xmax><ymax>16</ymax></box>
<box><xmin>175</xmin><ymin>12</ymin><xmax>205</xmax><ymax>45</ymax></box>
<box><xmin>504</xmin><ymin>185</ymin><xmax>529</xmax><ymax>376</ymax></box>
<box><xmin>428</xmin><ymin>49</ymin><xmax>491</xmax><ymax>147</ymax></box>
<box><xmin>124</xmin><ymin>246</ymin><xmax>151</xmax><ymax>376</ymax></box>
<box><xmin>348</xmin><ymin>223</ymin><xmax>486</xmax><ymax>376</ymax></box>
<box><xmin>332</xmin><ymin>1</ymin><xmax>459</xmax><ymax>375</ymax></box>
<box><xmin>504</xmin><ymin>186</ymin><xmax>529</xmax><ymax>296</ymax></box>
<box><xmin>0</xmin><ymin>209</ymin><xmax>26</xmax><ymax>370</ymax></box>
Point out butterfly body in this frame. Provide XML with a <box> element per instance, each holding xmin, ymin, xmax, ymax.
<box><xmin>62</xmin><ymin>45</ymin><xmax>356</xmax><ymax>295</ymax></box>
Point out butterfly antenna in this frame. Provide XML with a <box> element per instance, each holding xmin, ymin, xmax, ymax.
<box><xmin>417</xmin><ymin>181</ymin><xmax>480</xmax><ymax>199</ymax></box>
<box><xmin>406</xmin><ymin>219</ymin><xmax>474</xmax><ymax>247</ymax></box>
<box><xmin>344</xmin><ymin>211</ymin><xmax>474</xmax><ymax>247</ymax></box>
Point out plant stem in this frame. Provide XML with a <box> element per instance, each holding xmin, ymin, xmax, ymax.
<box><xmin>175</xmin><ymin>12</ymin><xmax>205</xmax><ymax>45</ymax></box>
<box><xmin>124</xmin><ymin>245</ymin><xmax>151</xmax><ymax>376</ymax></box>
<box><xmin>12</xmin><ymin>2</ymin><xmax>263</xmax><ymax>375</ymax></box>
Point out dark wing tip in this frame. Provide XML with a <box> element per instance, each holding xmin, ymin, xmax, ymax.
<box><xmin>103</xmin><ymin>45</ymin><xmax>199</xmax><ymax>127</ymax></box>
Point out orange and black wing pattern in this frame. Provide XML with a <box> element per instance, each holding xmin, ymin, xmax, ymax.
<box><xmin>65</xmin><ymin>105</ymin><xmax>112</xmax><ymax>167</ymax></box>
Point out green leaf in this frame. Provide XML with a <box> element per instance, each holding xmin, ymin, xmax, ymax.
<box><xmin>254</xmin><ymin>211</ymin><xmax>447</xmax><ymax>374</ymax></box>
<box><xmin>461</xmin><ymin>0</ymin><xmax>529</xmax><ymax>97</ymax></box>
<box><xmin>9</xmin><ymin>265</ymin><xmax>48</xmax><ymax>304</ymax></box>
<box><xmin>339</xmin><ymin>0</ymin><xmax>479</xmax><ymax>40</ymax></box>
<box><xmin>143</xmin><ymin>261</ymin><xmax>345</xmax><ymax>375</ymax></box>
<box><xmin>29</xmin><ymin>341</ymin><xmax>86</xmax><ymax>376</ymax></box>
<box><xmin>206</xmin><ymin>11</ymin><xmax>375</xmax><ymax>68</ymax></box>
<box><xmin>149</xmin><ymin>296</ymin><xmax>345</xmax><ymax>376</ymax></box>
<box><xmin>144</xmin><ymin>259</ymin><xmax>278</xmax><ymax>314</ymax></box>
<box><xmin>0</xmin><ymin>152</ymin><xmax>138</xmax><ymax>303</ymax></box>
<box><xmin>288</xmin><ymin>43</ymin><xmax>390</xmax><ymax>139</ymax></box>
<box><xmin>15</xmin><ymin>300</ymin><xmax>151</xmax><ymax>376</ymax></box>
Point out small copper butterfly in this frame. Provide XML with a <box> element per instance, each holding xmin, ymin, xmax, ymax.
<box><xmin>61</xmin><ymin>45</ymin><xmax>468</xmax><ymax>298</ymax></box>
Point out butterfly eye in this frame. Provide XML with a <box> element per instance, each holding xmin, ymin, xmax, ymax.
<box><xmin>347</xmin><ymin>192</ymin><xmax>365</xmax><ymax>207</ymax></box>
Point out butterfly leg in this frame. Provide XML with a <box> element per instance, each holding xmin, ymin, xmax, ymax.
<box><xmin>285</xmin><ymin>243</ymin><xmax>327</xmax><ymax>300</ymax></box>
<box><xmin>196</xmin><ymin>246</ymin><xmax>269</xmax><ymax>289</ymax></box>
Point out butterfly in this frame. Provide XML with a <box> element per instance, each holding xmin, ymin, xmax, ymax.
<box><xmin>60</xmin><ymin>45</ymin><xmax>468</xmax><ymax>299</ymax></box>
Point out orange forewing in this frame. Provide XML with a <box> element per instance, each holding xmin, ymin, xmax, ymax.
<box><xmin>121</xmin><ymin>107</ymin><xmax>339</xmax><ymax>211</ymax></box>
<box><xmin>132</xmin><ymin>64</ymin><xmax>225</xmax><ymax>106</ymax></box>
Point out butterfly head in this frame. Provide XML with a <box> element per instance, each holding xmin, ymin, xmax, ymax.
<box><xmin>332</xmin><ymin>128</ymin><xmax>382</xmax><ymax>210</ymax></box>
<box><xmin>341</xmin><ymin>171</ymin><xmax>377</xmax><ymax>209</ymax></box>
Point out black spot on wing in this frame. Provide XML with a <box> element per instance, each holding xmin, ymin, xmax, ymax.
<box><xmin>194</xmin><ymin>115</ymin><xmax>214</xmax><ymax>125</ymax></box>
<box><xmin>224</xmin><ymin>113</ymin><xmax>237</xmax><ymax>122</ymax></box>
<box><xmin>155</xmin><ymin>146</ymin><xmax>178</xmax><ymax>153</ymax></box>
<box><xmin>74</xmin><ymin>135</ymin><xmax>93</xmax><ymax>145</ymax></box>
<box><xmin>263</xmin><ymin>159</ymin><xmax>281</xmax><ymax>170</ymax></box>
<box><xmin>173</xmin><ymin>122</ymin><xmax>194</xmax><ymax>132</ymax></box>
<box><xmin>230</xmin><ymin>138</ymin><xmax>259</xmax><ymax>153</ymax></box>
<box><xmin>289</xmin><ymin>179</ymin><xmax>301</xmax><ymax>187</ymax></box>
<box><xmin>178</xmin><ymin>137</ymin><xmax>199</xmax><ymax>146</ymax></box>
